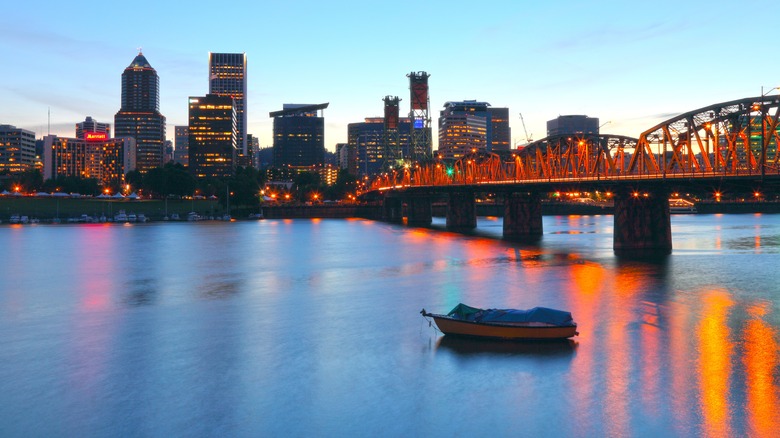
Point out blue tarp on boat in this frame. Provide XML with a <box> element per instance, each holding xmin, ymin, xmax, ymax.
<box><xmin>447</xmin><ymin>303</ymin><xmax>574</xmax><ymax>326</ymax></box>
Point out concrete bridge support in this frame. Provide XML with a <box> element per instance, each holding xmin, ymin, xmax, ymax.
<box><xmin>446</xmin><ymin>192</ymin><xmax>476</xmax><ymax>230</ymax></box>
<box><xmin>382</xmin><ymin>197</ymin><xmax>403</xmax><ymax>224</ymax></box>
<box><xmin>503</xmin><ymin>193</ymin><xmax>543</xmax><ymax>240</ymax></box>
<box><xmin>613</xmin><ymin>189</ymin><xmax>672</xmax><ymax>254</ymax></box>
<box><xmin>406</xmin><ymin>196</ymin><xmax>432</xmax><ymax>227</ymax></box>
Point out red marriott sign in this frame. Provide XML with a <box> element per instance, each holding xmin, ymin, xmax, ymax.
<box><xmin>85</xmin><ymin>132</ymin><xmax>108</xmax><ymax>142</ymax></box>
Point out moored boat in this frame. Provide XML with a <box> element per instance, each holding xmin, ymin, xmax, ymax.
<box><xmin>421</xmin><ymin>303</ymin><xmax>578</xmax><ymax>340</ymax></box>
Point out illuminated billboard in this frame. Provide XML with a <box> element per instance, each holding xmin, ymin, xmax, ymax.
<box><xmin>85</xmin><ymin>132</ymin><xmax>108</xmax><ymax>142</ymax></box>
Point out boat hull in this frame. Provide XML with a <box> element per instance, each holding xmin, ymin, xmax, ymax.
<box><xmin>430</xmin><ymin>315</ymin><xmax>578</xmax><ymax>340</ymax></box>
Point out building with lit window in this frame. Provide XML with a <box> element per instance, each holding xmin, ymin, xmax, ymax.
<box><xmin>209</xmin><ymin>53</ymin><xmax>247</xmax><ymax>158</ymax></box>
<box><xmin>76</xmin><ymin>117</ymin><xmax>111</xmax><ymax>140</ymax></box>
<box><xmin>173</xmin><ymin>126</ymin><xmax>189</xmax><ymax>166</ymax></box>
<box><xmin>0</xmin><ymin>125</ymin><xmax>36</xmax><ymax>173</ymax></box>
<box><xmin>347</xmin><ymin>117</ymin><xmax>413</xmax><ymax>176</ymax></box>
<box><xmin>114</xmin><ymin>51</ymin><xmax>166</xmax><ymax>173</ymax></box>
<box><xmin>188</xmin><ymin>94</ymin><xmax>237</xmax><ymax>179</ymax></box>
<box><xmin>43</xmin><ymin>134</ymin><xmax>135</xmax><ymax>188</ymax></box>
<box><xmin>271</xmin><ymin>104</ymin><xmax>327</xmax><ymax>169</ymax></box>
<box><xmin>437</xmin><ymin>101</ymin><xmax>490</xmax><ymax>160</ymax></box>
<box><xmin>488</xmin><ymin>107</ymin><xmax>510</xmax><ymax>152</ymax></box>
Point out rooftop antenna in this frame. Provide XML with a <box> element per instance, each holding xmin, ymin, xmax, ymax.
<box><xmin>47</xmin><ymin>107</ymin><xmax>50</xmax><ymax>136</ymax></box>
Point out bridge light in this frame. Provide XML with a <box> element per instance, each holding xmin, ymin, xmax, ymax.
<box><xmin>446</xmin><ymin>167</ymin><xmax>454</xmax><ymax>177</ymax></box>
<box><xmin>578</xmin><ymin>140</ymin><xmax>585</xmax><ymax>146</ymax></box>
<box><xmin>643</xmin><ymin>193</ymin><xmax>649</xmax><ymax>198</ymax></box>
<box><xmin>754</xmin><ymin>191</ymin><xmax>761</xmax><ymax>198</ymax></box>
<box><xmin>632</xmin><ymin>192</ymin><xmax>640</xmax><ymax>198</ymax></box>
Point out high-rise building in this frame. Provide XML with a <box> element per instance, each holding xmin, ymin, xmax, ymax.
<box><xmin>188</xmin><ymin>94</ymin><xmax>237</xmax><ymax>179</ymax></box>
<box><xmin>173</xmin><ymin>125</ymin><xmax>189</xmax><ymax>166</ymax></box>
<box><xmin>209</xmin><ymin>53</ymin><xmax>247</xmax><ymax>158</ymax></box>
<box><xmin>0</xmin><ymin>125</ymin><xmax>36</xmax><ymax>173</ymax></box>
<box><xmin>437</xmin><ymin>100</ymin><xmax>490</xmax><ymax>160</ymax></box>
<box><xmin>76</xmin><ymin>116</ymin><xmax>111</xmax><ymax>140</ymax></box>
<box><xmin>246</xmin><ymin>134</ymin><xmax>260</xmax><ymax>168</ymax></box>
<box><xmin>546</xmin><ymin>115</ymin><xmax>599</xmax><ymax>137</ymax></box>
<box><xmin>348</xmin><ymin>117</ymin><xmax>412</xmax><ymax>176</ymax></box>
<box><xmin>114</xmin><ymin>51</ymin><xmax>166</xmax><ymax>173</ymax></box>
<box><xmin>43</xmin><ymin>134</ymin><xmax>135</xmax><ymax>188</ymax></box>
<box><xmin>487</xmin><ymin>107</ymin><xmax>510</xmax><ymax>152</ymax></box>
<box><xmin>270</xmin><ymin>103</ymin><xmax>327</xmax><ymax>169</ymax></box>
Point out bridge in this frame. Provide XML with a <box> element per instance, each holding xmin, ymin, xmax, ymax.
<box><xmin>367</xmin><ymin>95</ymin><xmax>780</xmax><ymax>253</ymax></box>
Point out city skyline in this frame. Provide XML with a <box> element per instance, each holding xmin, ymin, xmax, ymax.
<box><xmin>2</xmin><ymin>0</ymin><xmax>779</xmax><ymax>153</ymax></box>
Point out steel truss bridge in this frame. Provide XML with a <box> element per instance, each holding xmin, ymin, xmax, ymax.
<box><xmin>371</xmin><ymin>95</ymin><xmax>780</xmax><ymax>191</ymax></box>
<box><xmin>367</xmin><ymin>95</ymin><xmax>780</xmax><ymax>253</ymax></box>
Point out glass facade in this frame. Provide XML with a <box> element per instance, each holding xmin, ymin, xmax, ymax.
<box><xmin>114</xmin><ymin>52</ymin><xmax>166</xmax><ymax>174</ymax></box>
<box><xmin>272</xmin><ymin>105</ymin><xmax>325</xmax><ymax>168</ymax></box>
<box><xmin>43</xmin><ymin>135</ymin><xmax>135</xmax><ymax>188</ymax></box>
<box><xmin>438</xmin><ymin>101</ymin><xmax>490</xmax><ymax>160</ymax></box>
<box><xmin>347</xmin><ymin>118</ymin><xmax>413</xmax><ymax>176</ymax></box>
<box><xmin>209</xmin><ymin>53</ymin><xmax>247</xmax><ymax>157</ymax></box>
<box><xmin>188</xmin><ymin>94</ymin><xmax>237</xmax><ymax>179</ymax></box>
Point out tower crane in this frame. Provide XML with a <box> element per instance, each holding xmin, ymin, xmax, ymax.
<box><xmin>518</xmin><ymin>113</ymin><xmax>533</xmax><ymax>145</ymax></box>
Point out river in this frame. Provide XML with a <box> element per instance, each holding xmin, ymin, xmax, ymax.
<box><xmin>1</xmin><ymin>214</ymin><xmax>779</xmax><ymax>436</ymax></box>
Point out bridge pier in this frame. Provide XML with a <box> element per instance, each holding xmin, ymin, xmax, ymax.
<box><xmin>382</xmin><ymin>197</ymin><xmax>403</xmax><ymax>224</ymax></box>
<box><xmin>406</xmin><ymin>196</ymin><xmax>432</xmax><ymax>227</ymax></box>
<box><xmin>446</xmin><ymin>191</ymin><xmax>476</xmax><ymax>230</ymax></box>
<box><xmin>503</xmin><ymin>192</ymin><xmax>543</xmax><ymax>241</ymax></box>
<box><xmin>613</xmin><ymin>189</ymin><xmax>672</xmax><ymax>254</ymax></box>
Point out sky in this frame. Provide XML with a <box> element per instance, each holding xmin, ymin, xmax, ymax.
<box><xmin>2</xmin><ymin>0</ymin><xmax>780</xmax><ymax>152</ymax></box>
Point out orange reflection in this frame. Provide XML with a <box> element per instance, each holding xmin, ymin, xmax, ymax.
<box><xmin>743</xmin><ymin>303</ymin><xmax>780</xmax><ymax>436</ymax></box>
<box><xmin>697</xmin><ymin>290</ymin><xmax>734</xmax><ymax>437</ymax></box>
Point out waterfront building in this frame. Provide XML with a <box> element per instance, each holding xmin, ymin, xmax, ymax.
<box><xmin>0</xmin><ymin>124</ymin><xmax>36</xmax><ymax>173</ymax></box>
<box><xmin>488</xmin><ymin>107</ymin><xmax>511</xmax><ymax>152</ymax></box>
<box><xmin>174</xmin><ymin>126</ymin><xmax>189</xmax><ymax>166</ymax></box>
<box><xmin>76</xmin><ymin>117</ymin><xmax>111</xmax><ymax>140</ymax></box>
<box><xmin>43</xmin><ymin>134</ymin><xmax>135</xmax><ymax>188</ymax></box>
<box><xmin>546</xmin><ymin>115</ymin><xmax>599</xmax><ymax>137</ymax></box>
<box><xmin>209</xmin><ymin>53</ymin><xmax>247</xmax><ymax>159</ymax></box>
<box><xmin>114</xmin><ymin>51</ymin><xmax>167</xmax><ymax>173</ymax></box>
<box><xmin>347</xmin><ymin>117</ymin><xmax>412</xmax><ymax>176</ymax></box>
<box><xmin>437</xmin><ymin>100</ymin><xmax>490</xmax><ymax>160</ymax></box>
<box><xmin>271</xmin><ymin>103</ymin><xmax>327</xmax><ymax>169</ymax></box>
<box><xmin>188</xmin><ymin>94</ymin><xmax>237</xmax><ymax>179</ymax></box>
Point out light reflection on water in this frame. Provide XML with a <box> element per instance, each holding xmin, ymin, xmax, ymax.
<box><xmin>0</xmin><ymin>215</ymin><xmax>779</xmax><ymax>436</ymax></box>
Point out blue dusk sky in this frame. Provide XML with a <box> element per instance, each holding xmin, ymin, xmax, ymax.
<box><xmin>1</xmin><ymin>0</ymin><xmax>779</xmax><ymax>152</ymax></box>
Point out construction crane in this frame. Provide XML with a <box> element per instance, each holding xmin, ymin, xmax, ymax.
<box><xmin>518</xmin><ymin>113</ymin><xmax>532</xmax><ymax>145</ymax></box>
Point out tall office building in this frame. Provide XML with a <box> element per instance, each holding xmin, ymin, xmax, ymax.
<box><xmin>270</xmin><ymin>103</ymin><xmax>327</xmax><ymax>168</ymax></box>
<box><xmin>114</xmin><ymin>51</ymin><xmax>166</xmax><ymax>173</ymax></box>
<box><xmin>348</xmin><ymin>117</ymin><xmax>412</xmax><ymax>176</ymax></box>
<box><xmin>188</xmin><ymin>94</ymin><xmax>237</xmax><ymax>179</ymax></box>
<box><xmin>76</xmin><ymin>116</ymin><xmax>111</xmax><ymax>139</ymax></box>
<box><xmin>546</xmin><ymin>115</ymin><xmax>599</xmax><ymax>137</ymax></box>
<box><xmin>487</xmin><ymin>107</ymin><xmax>510</xmax><ymax>152</ymax></box>
<box><xmin>437</xmin><ymin>100</ymin><xmax>490</xmax><ymax>160</ymax></box>
<box><xmin>0</xmin><ymin>124</ymin><xmax>36</xmax><ymax>173</ymax></box>
<box><xmin>209</xmin><ymin>53</ymin><xmax>247</xmax><ymax>157</ymax></box>
<box><xmin>173</xmin><ymin>125</ymin><xmax>189</xmax><ymax>166</ymax></box>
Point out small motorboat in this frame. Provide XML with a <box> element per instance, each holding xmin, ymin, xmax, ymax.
<box><xmin>421</xmin><ymin>303</ymin><xmax>578</xmax><ymax>340</ymax></box>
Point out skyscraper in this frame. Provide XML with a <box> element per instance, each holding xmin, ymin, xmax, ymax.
<box><xmin>174</xmin><ymin>126</ymin><xmax>189</xmax><ymax>166</ymax></box>
<box><xmin>487</xmin><ymin>107</ymin><xmax>511</xmax><ymax>152</ymax></box>
<box><xmin>437</xmin><ymin>100</ymin><xmax>490</xmax><ymax>160</ymax></box>
<box><xmin>114</xmin><ymin>51</ymin><xmax>166</xmax><ymax>173</ymax></box>
<box><xmin>188</xmin><ymin>94</ymin><xmax>237</xmax><ymax>179</ymax></box>
<box><xmin>209</xmin><ymin>53</ymin><xmax>247</xmax><ymax>157</ymax></box>
<box><xmin>270</xmin><ymin>103</ymin><xmax>327</xmax><ymax>168</ymax></box>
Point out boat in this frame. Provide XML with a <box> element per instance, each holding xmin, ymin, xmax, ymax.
<box><xmin>114</xmin><ymin>210</ymin><xmax>128</xmax><ymax>222</ymax></box>
<box><xmin>669</xmin><ymin>198</ymin><xmax>697</xmax><ymax>214</ymax></box>
<box><xmin>421</xmin><ymin>303</ymin><xmax>579</xmax><ymax>340</ymax></box>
